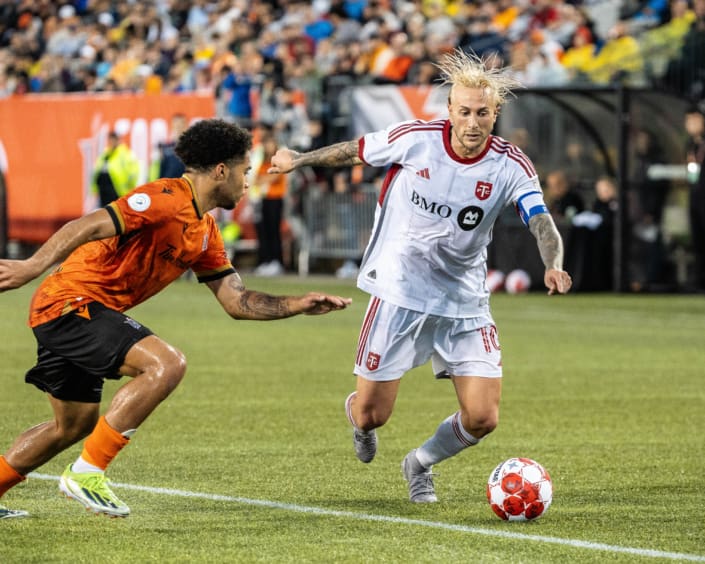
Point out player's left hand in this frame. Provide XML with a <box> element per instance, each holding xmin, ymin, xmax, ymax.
<box><xmin>298</xmin><ymin>293</ymin><xmax>352</xmax><ymax>315</ymax></box>
<box><xmin>544</xmin><ymin>269</ymin><xmax>572</xmax><ymax>295</ymax></box>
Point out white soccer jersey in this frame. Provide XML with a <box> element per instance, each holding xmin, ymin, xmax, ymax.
<box><xmin>356</xmin><ymin>118</ymin><xmax>548</xmax><ymax>318</ymax></box>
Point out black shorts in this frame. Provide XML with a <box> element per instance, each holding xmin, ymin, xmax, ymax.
<box><xmin>25</xmin><ymin>302</ymin><xmax>154</xmax><ymax>403</ymax></box>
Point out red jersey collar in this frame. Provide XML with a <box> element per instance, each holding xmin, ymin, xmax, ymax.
<box><xmin>443</xmin><ymin>120</ymin><xmax>492</xmax><ymax>164</ymax></box>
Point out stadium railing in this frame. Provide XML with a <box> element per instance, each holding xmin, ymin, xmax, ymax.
<box><xmin>296</xmin><ymin>183</ymin><xmax>378</xmax><ymax>276</ymax></box>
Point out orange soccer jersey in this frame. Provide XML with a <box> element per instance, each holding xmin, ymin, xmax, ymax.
<box><xmin>29</xmin><ymin>177</ymin><xmax>234</xmax><ymax>327</ymax></box>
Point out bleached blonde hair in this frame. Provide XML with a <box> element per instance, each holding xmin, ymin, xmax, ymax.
<box><xmin>436</xmin><ymin>48</ymin><xmax>522</xmax><ymax>108</ymax></box>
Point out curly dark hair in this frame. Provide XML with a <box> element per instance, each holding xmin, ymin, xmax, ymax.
<box><xmin>175</xmin><ymin>119</ymin><xmax>252</xmax><ymax>172</ymax></box>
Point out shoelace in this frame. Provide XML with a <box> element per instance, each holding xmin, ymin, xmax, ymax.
<box><xmin>77</xmin><ymin>473</ymin><xmax>116</xmax><ymax>498</ymax></box>
<box><xmin>410</xmin><ymin>470</ymin><xmax>439</xmax><ymax>497</ymax></box>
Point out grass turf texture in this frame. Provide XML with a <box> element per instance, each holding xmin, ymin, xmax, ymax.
<box><xmin>1</xmin><ymin>277</ymin><xmax>704</xmax><ymax>563</ymax></box>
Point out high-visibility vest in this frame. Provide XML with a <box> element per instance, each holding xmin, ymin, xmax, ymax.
<box><xmin>91</xmin><ymin>144</ymin><xmax>140</xmax><ymax>197</ymax></box>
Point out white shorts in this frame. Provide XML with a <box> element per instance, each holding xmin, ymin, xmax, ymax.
<box><xmin>354</xmin><ymin>296</ymin><xmax>503</xmax><ymax>381</ymax></box>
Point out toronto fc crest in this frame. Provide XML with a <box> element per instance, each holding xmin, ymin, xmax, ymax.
<box><xmin>475</xmin><ymin>180</ymin><xmax>493</xmax><ymax>200</ymax></box>
<box><xmin>366</xmin><ymin>352</ymin><xmax>381</xmax><ymax>371</ymax></box>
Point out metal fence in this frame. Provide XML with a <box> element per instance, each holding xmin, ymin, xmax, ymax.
<box><xmin>296</xmin><ymin>184</ymin><xmax>378</xmax><ymax>276</ymax></box>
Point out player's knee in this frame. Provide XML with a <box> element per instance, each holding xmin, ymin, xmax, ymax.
<box><xmin>154</xmin><ymin>348</ymin><xmax>187</xmax><ymax>395</ymax></box>
<box><xmin>355</xmin><ymin>404</ymin><xmax>392</xmax><ymax>430</ymax></box>
<box><xmin>462</xmin><ymin>410</ymin><xmax>499</xmax><ymax>438</ymax></box>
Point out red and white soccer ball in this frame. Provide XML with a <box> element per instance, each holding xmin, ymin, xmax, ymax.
<box><xmin>486</xmin><ymin>457</ymin><xmax>553</xmax><ymax>521</ymax></box>
<box><xmin>505</xmin><ymin>269</ymin><xmax>531</xmax><ymax>294</ymax></box>
<box><xmin>486</xmin><ymin>269</ymin><xmax>506</xmax><ymax>293</ymax></box>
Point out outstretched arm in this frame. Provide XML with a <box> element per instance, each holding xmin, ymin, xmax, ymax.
<box><xmin>528</xmin><ymin>213</ymin><xmax>572</xmax><ymax>295</ymax></box>
<box><xmin>207</xmin><ymin>273</ymin><xmax>352</xmax><ymax>320</ymax></box>
<box><xmin>0</xmin><ymin>208</ymin><xmax>116</xmax><ymax>292</ymax></box>
<box><xmin>268</xmin><ymin>140</ymin><xmax>363</xmax><ymax>174</ymax></box>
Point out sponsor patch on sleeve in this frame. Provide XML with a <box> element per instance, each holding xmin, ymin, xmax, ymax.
<box><xmin>127</xmin><ymin>193</ymin><xmax>151</xmax><ymax>212</ymax></box>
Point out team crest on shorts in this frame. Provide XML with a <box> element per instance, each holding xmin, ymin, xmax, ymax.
<box><xmin>366</xmin><ymin>352</ymin><xmax>381</xmax><ymax>371</ymax></box>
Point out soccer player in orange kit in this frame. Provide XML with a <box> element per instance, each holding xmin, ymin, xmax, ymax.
<box><xmin>0</xmin><ymin>119</ymin><xmax>351</xmax><ymax>518</ymax></box>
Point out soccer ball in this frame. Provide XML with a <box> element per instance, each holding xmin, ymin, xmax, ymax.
<box><xmin>505</xmin><ymin>269</ymin><xmax>531</xmax><ymax>294</ymax></box>
<box><xmin>486</xmin><ymin>269</ymin><xmax>505</xmax><ymax>293</ymax></box>
<box><xmin>486</xmin><ymin>457</ymin><xmax>553</xmax><ymax>521</ymax></box>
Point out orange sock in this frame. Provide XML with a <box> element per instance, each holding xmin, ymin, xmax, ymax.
<box><xmin>0</xmin><ymin>455</ymin><xmax>26</xmax><ymax>498</ymax></box>
<box><xmin>81</xmin><ymin>416</ymin><xmax>130</xmax><ymax>470</ymax></box>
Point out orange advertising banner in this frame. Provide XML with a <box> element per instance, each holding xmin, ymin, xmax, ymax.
<box><xmin>0</xmin><ymin>92</ymin><xmax>215</xmax><ymax>242</ymax></box>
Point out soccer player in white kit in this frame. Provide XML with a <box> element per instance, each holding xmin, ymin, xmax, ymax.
<box><xmin>269</xmin><ymin>50</ymin><xmax>572</xmax><ymax>502</ymax></box>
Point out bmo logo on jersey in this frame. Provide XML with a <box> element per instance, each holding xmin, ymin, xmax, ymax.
<box><xmin>410</xmin><ymin>190</ymin><xmax>452</xmax><ymax>218</ymax></box>
<box><xmin>457</xmin><ymin>205</ymin><xmax>484</xmax><ymax>231</ymax></box>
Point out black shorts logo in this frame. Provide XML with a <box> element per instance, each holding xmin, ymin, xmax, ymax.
<box><xmin>457</xmin><ymin>205</ymin><xmax>484</xmax><ymax>231</ymax></box>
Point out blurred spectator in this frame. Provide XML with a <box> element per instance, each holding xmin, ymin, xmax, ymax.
<box><xmin>92</xmin><ymin>131</ymin><xmax>140</xmax><ymax>208</ymax></box>
<box><xmin>560</xmin><ymin>26</ymin><xmax>596</xmax><ymax>83</ymax></box>
<box><xmin>663</xmin><ymin>0</ymin><xmax>705</xmax><ymax>99</ymax></box>
<box><xmin>153</xmin><ymin>113</ymin><xmax>188</xmax><ymax>180</ymax></box>
<box><xmin>627</xmin><ymin>128</ymin><xmax>670</xmax><ymax>291</ymax></box>
<box><xmin>458</xmin><ymin>13</ymin><xmax>508</xmax><ymax>63</ymax></box>
<box><xmin>685</xmin><ymin>104</ymin><xmax>705</xmax><ymax>291</ymax></box>
<box><xmin>251</xmin><ymin>128</ymin><xmax>287</xmax><ymax>276</ymax></box>
<box><xmin>626</xmin><ymin>0</ymin><xmax>670</xmax><ymax>32</ymax></box>
<box><xmin>562</xmin><ymin>137</ymin><xmax>601</xmax><ymax>192</ymax></box>
<box><xmin>220</xmin><ymin>55</ymin><xmax>259</xmax><ymax>128</ymax></box>
<box><xmin>583</xmin><ymin>21</ymin><xmax>643</xmax><ymax>85</ymax></box>
<box><xmin>544</xmin><ymin>169</ymin><xmax>585</xmax><ymax>224</ymax></box>
<box><xmin>568</xmin><ymin>176</ymin><xmax>619</xmax><ymax>291</ymax></box>
<box><xmin>369</xmin><ymin>31</ymin><xmax>416</xmax><ymax>84</ymax></box>
<box><xmin>524</xmin><ymin>29</ymin><xmax>568</xmax><ymax>86</ymax></box>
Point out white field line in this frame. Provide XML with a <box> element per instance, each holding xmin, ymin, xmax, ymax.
<box><xmin>30</xmin><ymin>472</ymin><xmax>705</xmax><ymax>562</ymax></box>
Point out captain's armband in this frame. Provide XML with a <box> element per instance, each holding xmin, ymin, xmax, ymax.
<box><xmin>516</xmin><ymin>191</ymin><xmax>549</xmax><ymax>226</ymax></box>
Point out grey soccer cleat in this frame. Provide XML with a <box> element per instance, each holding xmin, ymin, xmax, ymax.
<box><xmin>401</xmin><ymin>449</ymin><xmax>438</xmax><ymax>503</ymax></box>
<box><xmin>352</xmin><ymin>428</ymin><xmax>378</xmax><ymax>463</ymax></box>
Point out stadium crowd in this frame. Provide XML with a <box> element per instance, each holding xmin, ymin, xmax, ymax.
<box><xmin>1</xmin><ymin>0</ymin><xmax>704</xmax><ymax>132</ymax></box>
<box><xmin>1</xmin><ymin>0</ymin><xmax>704</xmax><ymax>291</ymax></box>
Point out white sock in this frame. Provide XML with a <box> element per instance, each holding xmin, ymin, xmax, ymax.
<box><xmin>415</xmin><ymin>412</ymin><xmax>479</xmax><ymax>468</ymax></box>
<box><xmin>71</xmin><ymin>455</ymin><xmax>104</xmax><ymax>474</ymax></box>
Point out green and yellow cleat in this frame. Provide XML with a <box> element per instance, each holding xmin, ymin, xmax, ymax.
<box><xmin>59</xmin><ymin>464</ymin><xmax>130</xmax><ymax>517</ymax></box>
<box><xmin>0</xmin><ymin>503</ymin><xmax>29</xmax><ymax>519</ymax></box>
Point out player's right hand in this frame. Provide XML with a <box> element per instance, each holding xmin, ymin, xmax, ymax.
<box><xmin>267</xmin><ymin>148</ymin><xmax>298</xmax><ymax>174</ymax></box>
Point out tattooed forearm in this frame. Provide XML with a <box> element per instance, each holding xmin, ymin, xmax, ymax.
<box><xmin>237</xmin><ymin>290</ymin><xmax>292</xmax><ymax>320</ymax></box>
<box><xmin>529</xmin><ymin>214</ymin><xmax>564</xmax><ymax>270</ymax></box>
<box><xmin>293</xmin><ymin>140</ymin><xmax>362</xmax><ymax>168</ymax></box>
<box><xmin>222</xmin><ymin>275</ymin><xmax>292</xmax><ymax>320</ymax></box>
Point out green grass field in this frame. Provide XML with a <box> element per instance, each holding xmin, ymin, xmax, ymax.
<box><xmin>1</xmin><ymin>277</ymin><xmax>704</xmax><ymax>563</ymax></box>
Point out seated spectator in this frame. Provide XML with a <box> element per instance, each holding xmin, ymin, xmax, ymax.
<box><xmin>582</xmin><ymin>21</ymin><xmax>643</xmax><ymax>85</ymax></box>
<box><xmin>662</xmin><ymin>0</ymin><xmax>705</xmax><ymax>98</ymax></box>
<box><xmin>544</xmin><ymin>169</ymin><xmax>585</xmax><ymax>224</ymax></box>
<box><xmin>458</xmin><ymin>14</ymin><xmax>508</xmax><ymax>63</ymax></box>
<box><xmin>524</xmin><ymin>29</ymin><xmax>568</xmax><ymax>86</ymax></box>
<box><xmin>560</xmin><ymin>26</ymin><xmax>596</xmax><ymax>82</ymax></box>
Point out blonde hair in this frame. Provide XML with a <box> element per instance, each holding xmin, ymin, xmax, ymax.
<box><xmin>436</xmin><ymin>49</ymin><xmax>522</xmax><ymax>108</ymax></box>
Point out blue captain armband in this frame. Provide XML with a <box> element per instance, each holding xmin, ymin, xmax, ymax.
<box><xmin>516</xmin><ymin>191</ymin><xmax>549</xmax><ymax>226</ymax></box>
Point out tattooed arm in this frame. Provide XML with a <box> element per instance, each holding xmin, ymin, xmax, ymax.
<box><xmin>207</xmin><ymin>273</ymin><xmax>351</xmax><ymax>320</ymax></box>
<box><xmin>267</xmin><ymin>140</ymin><xmax>362</xmax><ymax>174</ymax></box>
<box><xmin>528</xmin><ymin>214</ymin><xmax>573</xmax><ymax>295</ymax></box>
